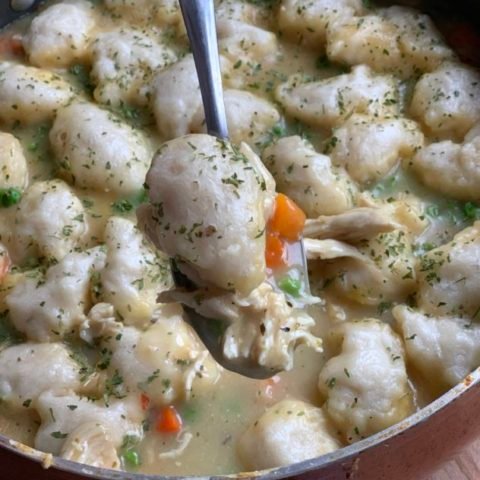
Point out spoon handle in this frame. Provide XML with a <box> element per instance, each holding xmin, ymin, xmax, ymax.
<box><xmin>179</xmin><ymin>0</ymin><xmax>229</xmax><ymax>139</ymax></box>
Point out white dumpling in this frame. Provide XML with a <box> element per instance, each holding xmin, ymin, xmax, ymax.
<box><xmin>329</xmin><ymin>114</ymin><xmax>424</xmax><ymax>185</ymax></box>
<box><xmin>0</xmin><ymin>343</ymin><xmax>81</xmax><ymax>409</ymax></box>
<box><xmin>216</xmin><ymin>0</ymin><xmax>272</xmax><ymax>26</ymax></box>
<box><xmin>327</xmin><ymin>8</ymin><xmax>453</xmax><ymax>78</ymax></box>
<box><xmin>23</xmin><ymin>1</ymin><xmax>96</xmax><ymax>68</ymax></box>
<box><xmin>0</xmin><ymin>62</ymin><xmax>75</xmax><ymax>124</ymax></box>
<box><xmin>318</xmin><ymin>320</ymin><xmax>413</xmax><ymax>443</ymax></box>
<box><xmin>409</xmin><ymin>61</ymin><xmax>480</xmax><ymax>140</ymax></box>
<box><xmin>0</xmin><ymin>132</ymin><xmax>28</xmax><ymax>190</ymax></box>
<box><xmin>380</xmin><ymin>6</ymin><xmax>454</xmax><ymax>73</ymax></box>
<box><xmin>276</xmin><ymin>65</ymin><xmax>400</xmax><ymax>129</ymax></box>
<box><xmin>6</xmin><ymin>248</ymin><xmax>106</xmax><ymax>342</ymax></box>
<box><xmin>416</xmin><ymin>222</ymin><xmax>480</xmax><ymax>319</ymax></box>
<box><xmin>238</xmin><ymin>400</ymin><xmax>341</xmax><ymax>470</ymax></box>
<box><xmin>103</xmin><ymin>0</ymin><xmax>181</xmax><ymax>27</ymax></box>
<box><xmin>151</xmin><ymin>55</ymin><xmax>200</xmax><ymax>140</ymax></box>
<box><xmin>98</xmin><ymin>217</ymin><xmax>171</xmax><ymax>328</ymax></box>
<box><xmin>263</xmin><ymin>136</ymin><xmax>356</xmax><ymax>217</ymax></box>
<box><xmin>50</xmin><ymin>102</ymin><xmax>152</xmax><ymax>195</ymax></box>
<box><xmin>138</xmin><ymin>134</ymin><xmax>275</xmax><ymax>294</ymax></box>
<box><xmin>93</xmin><ymin>304</ymin><xmax>221</xmax><ymax>406</ymax></box>
<box><xmin>151</xmin><ymin>54</ymin><xmax>232</xmax><ymax>140</ymax></box>
<box><xmin>167</xmin><ymin>282</ymin><xmax>322</xmax><ymax>371</ymax></box>
<box><xmin>408</xmin><ymin>122</ymin><xmax>480</xmax><ymax>201</ymax></box>
<box><xmin>10</xmin><ymin>180</ymin><xmax>86</xmax><ymax>264</ymax></box>
<box><xmin>90</xmin><ymin>27</ymin><xmax>176</xmax><ymax>107</ymax></box>
<box><xmin>327</xmin><ymin>15</ymin><xmax>404</xmax><ymax>76</ymax></box>
<box><xmin>217</xmin><ymin>18</ymin><xmax>279</xmax><ymax>68</ymax></box>
<box><xmin>394</xmin><ymin>305</ymin><xmax>480</xmax><ymax>390</ymax></box>
<box><xmin>191</xmin><ymin>89</ymin><xmax>280</xmax><ymax>147</ymax></box>
<box><xmin>35</xmin><ymin>390</ymin><xmax>143</xmax><ymax>456</ymax></box>
<box><xmin>278</xmin><ymin>0</ymin><xmax>364</xmax><ymax>48</ymax></box>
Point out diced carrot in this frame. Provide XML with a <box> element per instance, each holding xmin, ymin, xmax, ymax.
<box><xmin>0</xmin><ymin>36</ymin><xmax>24</xmax><ymax>57</ymax></box>
<box><xmin>268</xmin><ymin>193</ymin><xmax>306</xmax><ymax>241</ymax></box>
<box><xmin>265</xmin><ymin>232</ymin><xmax>286</xmax><ymax>269</ymax></box>
<box><xmin>140</xmin><ymin>393</ymin><xmax>150</xmax><ymax>411</ymax></box>
<box><xmin>0</xmin><ymin>252</ymin><xmax>10</xmax><ymax>283</ymax></box>
<box><xmin>156</xmin><ymin>406</ymin><xmax>182</xmax><ymax>434</ymax></box>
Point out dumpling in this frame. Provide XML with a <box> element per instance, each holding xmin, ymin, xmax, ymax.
<box><xmin>138</xmin><ymin>134</ymin><xmax>275</xmax><ymax>294</ymax></box>
<box><xmin>327</xmin><ymin>15</ymin><xmax>404</xmax><ymax>76</ymax></box>
<box><xmin>50</xmin><ymin>102</ymin><xmax>152</xmax><ymax>195</ymax></box>
<box><xmin>103</xmin><ymin>0</ymin><xmax>182</xmax><ymax>28</ymax></box>
<box><xmin>327</xmin><ymin>8</ymin><xmax>453</xmax><ymax>78</ymax></box>
<box><xmin>165</xmin><ymin>282</ymin><xmax>322</xmax><ymax>372</ymax></box>
<box><xmin>278</xmin><ymin>0</ymin><xmax>364</xmax><ymax>48</ymax></box>
<box><xmin>380</xmin><ymin>6</ymin><xmax>454</xmax><ymax>73</ymax></box>
<box><xmin>34</xmin><ymin>390</ymin><xmax>143</xmax><ymax>457</ymax></box>
<box><xmin>276</xmin><ymin>65</ymin><xmax>400</xmax><ymax>129</ymax></box>
<box><xmin>6</xmin><ymin>248</ymin><xmax>106</xmax><ymax>342</ymax></box>
<box><xmin>98</xmin><ymin>217</ymin><xmax>172</xmax><ymax>328</ymax></box>
<box><xmin>151</xmin><ymin>55</ymin><xmax>203</xmax><ymax>140</ymax></box>
<box><xmin>151</xmin><ymin>54</ymin><xmax>232</xmax><ymax>140</ymax></box>
<box><xmin>90</xmin><ymin>27</ymin><xmax>176</xmax><ymax>107</ymax></box>
<box><xmin>263</xmin><ymin>136</ymin><xmax>356</xmax><ymax>217</ymax></box>
<box><xmin>0</xmin><ymin>343</ymin><xmax>81</xmax><ymax>409</ymax></box>
<box><xmin>191</xmin><ymin>89</ymin><xmax>280</xmax><ymax>147</ymax></box>
<box><xmin>0</xmin><ymin>62</ymin><xmax>75</xmax><ymax>124</ymax></box>
<box><xmin>0</xmin><ymin>132</ymin><xmax>28</xmax><ymax>190</ymax></box>
<box><xmin>318</xmin><ymin>320</ymin><xmax>413</xmax><ymax>443</ymax></box>
<box><xmin>9</xmin><ymin>180</ymin><xmax>87</xmax><ymax>264</ymax></box>
<box><xmin>22</xmin><ymin>1</ymin><xmax>96</xmax><ymax>68</ymax></box>
<box><xmin>91</xmin><ymin>304</ymin><xmax>221</xmax><ymax>406</ymax></box>
<box><xmin>409</xmin><ymin>61</ymin><xmax>480</xmax><ymax>140</ymax></box>
<box><xmin>394</xmin><ymin>305</ymin><xmax>480</xmax><ymax>391</ymax></box>
<box><xmin>328</xmin><ymin>114</ymin><xmax>424</xmax><ymax>185</ymax></box>
<box><xmin>217</xmin><ymin>17</ymin><xmax>279</xmax><ymax>68</ymax></box>
<box><xmin>405</xmin><ymin>315</ymin><xmax>480</xmax><ymax>390</ymax></box>
<box><xmin>238</xmin><ymin>400</ymin><xmax>341</xmax><ymax>470</ymax></box>
<box><xmin>416</xmin><ymin>222</ymin><xmax>480</xmax><ymax>319</ymax></box>
<box><xmin>407</xmin><ymin>122</ymin><xmax>480</xmax><ymax>201</ymax></box>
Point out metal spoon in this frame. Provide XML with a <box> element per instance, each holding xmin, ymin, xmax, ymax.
<box><xmin>178</xmin><ymin>0</ymin><xmax>310</xmax><ymax>379</ymax></box>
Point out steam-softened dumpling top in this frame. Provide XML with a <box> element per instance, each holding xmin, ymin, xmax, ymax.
<box><xmin>23</xmin><ymin>0</ymin><xmax>96</xmax><ymax>68</ymax></box>
<box><xmin>50</xmin><ymin>102</ymin><xmax>152</xmax><ymax>195</ymax></box>
<box><xmin>0</xmin><ymin>62</ymin><xmax>75</xmax><ymax>124</ymax></box>
<box><xmin>139</xmin><ymin>134</ymin><xmax>275</xmax><ymax>294</ymax></box>
<box><xmin>238</xmin><ymin>399</ymin><xmax>341</xmax><ymax>470</ymax></box>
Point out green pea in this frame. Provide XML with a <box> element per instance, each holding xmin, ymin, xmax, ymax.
<box><xmin>278</xmin><ymin>276</ymin><xmax>301</xmax><ymax>297</ymax></box>
<box><xmin>463</xmin><ymin>202</ymin><xmax>480</xmax><ymax>220</ymax></box>
<box><xmin>122</xmin><ymin>449</ymin><xmax>141</xmax><ymax>468</ymax></box>
<box><xmin>0</xmin><ymin>188</ymin><xmax>21</xmax><ymax>208</ymax></box>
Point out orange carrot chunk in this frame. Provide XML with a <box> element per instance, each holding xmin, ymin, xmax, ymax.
<box><xmin>265</xmin><ymin>232</ymin><xmax>286</xmax><ymax>269</ymax></box>
<box><xmin>268</xmin><ymin>193</ymin><xmax>306</xmax><ymax>241</ymax></box>
<box><xmin>0</xmin><ymin>36</ymin><xmax>24</xmax><ymax>57</ymax></box>
<box><xmin>140</xmin><ymin>393</ymin><xmax>150</xmax><ymax>411</ymax></box>
<box><xmin>156</xmin><ymin>406</ymin><xmax>182</xmax><ymax>434</ymax></box>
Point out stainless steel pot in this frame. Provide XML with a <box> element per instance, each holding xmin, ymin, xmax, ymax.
<box><xmin>1</xmin><ymin>1</ymin><xmax>480</xmax><ymax>479</ymax></box>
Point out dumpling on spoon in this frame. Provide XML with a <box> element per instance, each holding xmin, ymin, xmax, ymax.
<box><xmin>138</xmin><ymin>133</ymin><xmax>275</xmax><ymax>295</ymax></box>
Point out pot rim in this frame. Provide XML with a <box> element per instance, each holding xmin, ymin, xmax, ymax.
<box><xmin>0</xmin><ymin>367</ymin><xmax>478</xmax><ymax>480</ymax></box>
